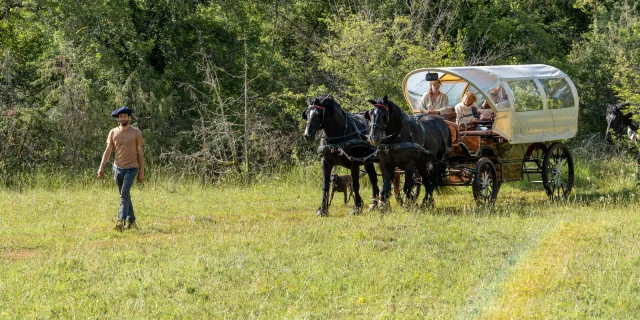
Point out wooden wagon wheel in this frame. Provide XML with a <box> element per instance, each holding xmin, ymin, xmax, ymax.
<box><xmin>542</xmin><ymin>142</ymin><xmax>574</xmax><ymax>199</ymax></box>
<box><xmin>523</xmin><ymin>143</ymin><xmax>547</xmax><ymax>173</ymax></box>
<box><xmin>472</xmin><ymin>157</ymin><xmax>499</xmax><ymax>206</ymax></box>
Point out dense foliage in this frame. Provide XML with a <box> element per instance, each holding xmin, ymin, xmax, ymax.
<box><xmin>0</xmin><ymin>0</ymin><xmax>639</xmax><ymax>183</ymax></box>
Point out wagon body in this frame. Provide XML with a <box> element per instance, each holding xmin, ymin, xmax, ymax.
<box><xmin>401</xmin><ymin>64</ymin><xmax>579</xmax><ymax>202</ymax></box>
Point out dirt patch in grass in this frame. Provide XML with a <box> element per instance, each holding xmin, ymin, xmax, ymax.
<box><xmin>0</xmin><ymin>248</ymin><xmax>38</xmax><ymax>260</ymax></box>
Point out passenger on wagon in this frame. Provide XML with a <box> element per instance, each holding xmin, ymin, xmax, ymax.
<box><xmin>479</xmin><ymin>100</ymin><xmax>496</xmax><ymax>122</ymax></box>
<box><xmin>455</xmin><ymin>92</ymin><xmax>480</xmax><ymax>125</ymax></box>
<box><xmin>419</xmin><ymin>80</ymin><xmax>451</xmax><ymax>117</ymax></box>
<box><xmin>489</xmin><ymin>85</ymin><xmax>509</xmax><ymax>109</ymax></box>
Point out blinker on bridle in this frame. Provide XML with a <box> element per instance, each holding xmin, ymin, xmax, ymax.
<box><xmin>307</xmin><ymin>104</ymin><xmax>326</xmax><ymax>131</ymax></box>
<box><xmin>370</xmin><ymin>103</ymin><xmax>390</xmax><ymax>131</ymax></box>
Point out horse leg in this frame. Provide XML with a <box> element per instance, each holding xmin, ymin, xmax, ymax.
<box><xmin>393</xmin><ymin>171</ymin><xmax>402</xmax><ymax>204</ymax></box>
<box><xmin>378</xmin><ymin>163</ymin><xmax>394</xmax><ymax>212</ymax></box>
<box><xmin>419</xmin><ymin>169</ymin><xmax>436</xmax><ymax>209</ymax></box>
<box><xmin>364</xmin><ymin>163</ymin><xmax>380</xmax><ymax>211</ymax></box>
<box><xmin>317</xmin><ymin>159</ymin><xmax>332</xmax><ymax>217</ymax></box>
<box><xmin>349</xmin><ymin>166</ymin><xmax>363</xmax><ymax>215</ymax></box>
<box><xmin>402</xmin><ymin>165</ymin><xmax>416</xmax><ymax>207</ymax></box>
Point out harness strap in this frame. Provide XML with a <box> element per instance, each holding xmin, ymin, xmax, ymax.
<box><xmin>317</xmin><ymin>139</ymin><xmax>379</xmax><ymax>163</ymax></box>
<box><xmin>323</xmin><ymin>112</ymin><xmax>368</xmax><ymax>143</ymax></box>
<box><xmin>342</xmin><ymin>110</ymin><xmax>349</xmax><ymax>138</ymax></box>
<box><xmin>403</xmin><ymin>114</ymin><xmax>415</xmax><ymax>144</ymax></box>
<box><xmin>377</xmin><ymin>142</ymin><xmax>432</xmax><ymax>156</ymax></box>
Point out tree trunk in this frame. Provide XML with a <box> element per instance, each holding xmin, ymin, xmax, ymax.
<box><xmin>243</xmin><ymin>36</ymin><xmax>250</xmax><ymax>176</ymax></box>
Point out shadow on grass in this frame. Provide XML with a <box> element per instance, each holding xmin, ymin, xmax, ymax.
<box><xmin>571</xmin><ymin>187</ymin><xmax>640</xmax><ymax>206</ymax></box>
<box><xmin>430</xmin><ymin>203</ymin><xmax>550</xmax><ymax>218</ymax></box>
<box><xmin>425</xmin><ymin>186</ymin><xmax>640</xmax><ymax>218</ymax></box>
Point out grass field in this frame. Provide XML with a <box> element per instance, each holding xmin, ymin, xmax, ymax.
<box><xmin>1</xmin><ymin>153</ymin><xmax>640</xmax><ymax>318</ymax></box>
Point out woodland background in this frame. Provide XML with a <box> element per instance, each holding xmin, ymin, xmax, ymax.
<box><xmin>1</xmin><ymin>0</ymin><xmax>639</xmax><ymax>185</ymax></box>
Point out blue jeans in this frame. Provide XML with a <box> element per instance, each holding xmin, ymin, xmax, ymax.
<box><xmin>113</xmin><ymin>166</ymin><xmax>138</xmax><ymax>222</ymax></box>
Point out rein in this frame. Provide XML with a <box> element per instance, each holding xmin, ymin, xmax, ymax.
<box><xmin>322</xmin><ymin>112</ymin><xmax>368</xmax><ymax>143</ymax></box>
<box><xmin>370</xmin><ymin>102</ymin><xmax>450</xmax><ymax>162</ymax></box>
<box><xmin>310</xmin><ymin>102</ymin><xmax>375</xmax><ymax>162</ymax></box>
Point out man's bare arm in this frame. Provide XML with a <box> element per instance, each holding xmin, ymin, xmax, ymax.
<box><xmin>97</xmin><ymin>144</ymin><xmax>113</xmax><ymax>179</ymax></box>
<box><xmin>136</xmin><ymin>145</ymin><xmax>145</xmax><ymax>183</ymax></box>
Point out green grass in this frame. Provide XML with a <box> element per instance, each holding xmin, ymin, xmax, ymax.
<box><xmin>1</xmin><ymin>155</ymin><xmax>640</xmax><ymax>318</ymax></box>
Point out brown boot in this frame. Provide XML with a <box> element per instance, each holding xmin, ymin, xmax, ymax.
<box><xmin>113</xmin><ymin>220</ymin><xmax>125</xmax><ymax>232</ymax></box>
<box><xmin>124</xmin><ymin>221</ymin><xmax>138</xmax><ymax>230</ymax></box>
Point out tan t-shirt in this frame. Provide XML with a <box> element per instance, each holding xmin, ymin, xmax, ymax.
<box><xmin>107</xmin><ymin>126</ymin><xmax>143</xmax><ymax>168</ymax></box>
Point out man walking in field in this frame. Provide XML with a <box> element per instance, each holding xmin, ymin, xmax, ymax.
<box><xmin>97</xmin><ymin>106</ymin><xmax>145</xmax><ymax>231</ymax></box>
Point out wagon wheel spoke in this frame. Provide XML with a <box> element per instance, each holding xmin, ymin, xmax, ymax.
<box><xmin>543</xmin><ymin>143</ymin><xmax>574</xmax><ymax>200</ymax></box>
<box><xmin>480</xmin><ymin>171</ymin><xmax>489</xmax><ymax>198</ymax></box>
<box><xmin>474</xmin><ymin>158</ymin><xmax>498</xmax><ymax>206</ymax></box>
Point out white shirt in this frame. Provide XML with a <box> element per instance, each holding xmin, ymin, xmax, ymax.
<box><xmin>455</xmin><ymin>102</ymin><xmax>478</xmax><ymax>124</ymax></box>
<box><xmin>419</xmin><ymin>92</ymin><xmax>450</xmax><ymax>115</ymax></box>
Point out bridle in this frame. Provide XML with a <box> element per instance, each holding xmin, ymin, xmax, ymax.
<box><xmin>369</xmin><ymin>103</ymin><xmax>389</xmax><ymax>131</ymax></box>
<box><xmin>369</xmin><ymin>103</ymin><xmax>402</xmax><ymax>143</ymax></box>
<box><xmin>306</xmin><ymin>99</ymin><xmax>370</xmax><ymax>144</ymax></box>
<box><xmin>306</xmin><ymin>104</ymin><xmax>326</xmax><ymax>131</ymax></box>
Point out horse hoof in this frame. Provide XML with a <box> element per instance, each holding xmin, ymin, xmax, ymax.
<box><xmin>403</xmin><ymin>196</ymin><xmax>418</xmax><ymax>208</ymax></box>
<box><xmin>378</xmin><ymin>201</ymin><xmax>391</xmax><ymax>212</ymax></box>
<box><xmin>420</xmin><ymin>201</ymin><xmax>435</xmax><ymax>210</ymax></box>
<box><xmin>367</xmin><ymin>199</ymin><xmax>380</xmax><ymax>212</ymax></box>
<box><xmin>316</xmin><ymin>209</ymin><xmax>328</xmax><ymax>217</ymax></box>
<box><xmin>350</xmin><ymin>207</ymin><xmax>363</xmax><ymax>215</ymax></box>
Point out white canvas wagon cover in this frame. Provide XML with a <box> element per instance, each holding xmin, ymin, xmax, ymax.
<box><xmin>403</xmin><ymin>64</ymin><xmax>579</xmax><ymax>144</ymax></box>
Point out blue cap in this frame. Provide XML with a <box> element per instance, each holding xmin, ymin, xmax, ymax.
<box><xmin>111</xmin><ymin>106</ymin><xmax>132</xmax><ymax>118</ymax></box>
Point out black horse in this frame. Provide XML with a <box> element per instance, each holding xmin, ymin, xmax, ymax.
<box><xmin>605</xmin><ymin>102</ymin><xmax>638</xmax><ymax>143</ymax></box>
<box><xmin>365</xmin><ymin>95</ymin><xmax>451</xmax><ymax>209</ymax></box>
<box><xmin>606</xmin><ymin>102</ymin><xmax>640</xmax><ymax>179</ymax></box>
<box><xmin>302</xmin><ymin>95</ymin><xmax>380</xmax><ymax>216</ymax></box>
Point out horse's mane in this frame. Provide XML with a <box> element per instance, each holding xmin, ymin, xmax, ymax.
<box><xmin>607</xmin><ymin>101</ymin><xmax>639</xmax><ymax>134</ymax></box>
<box><xmin>311</xmin><ymin>95</ymin><xmax>371</xmax><ymax>140</ymax></box>
<box><xmin>370</xmin><ymin>96</ymin><xmax>404</xmax><ymax>121</ymax></box>
<box><xmin>311</xmin><ymin>94</ymin><xmax>345</xmax><ymax>117</ymax></box>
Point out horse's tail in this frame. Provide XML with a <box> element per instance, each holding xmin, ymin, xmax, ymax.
<box><xmin>433</xmin><ymin>159</ymin><xmax>454</xmax><ymax>196</ymax></box>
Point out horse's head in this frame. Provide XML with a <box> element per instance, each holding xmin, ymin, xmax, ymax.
<box><xmin>605</xmin><ymin>102</ymin><xmax>631</xmax><ymax>143</ymax></box>
<box><xmin>365</xmin><ymin>95</ymin><xmax>396</xmax><ymax>147</ymax></box>
<box><xmin>302</xmin><ymin>96</ymin><xmax>331</xmax><ymax>141</ymax></box>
